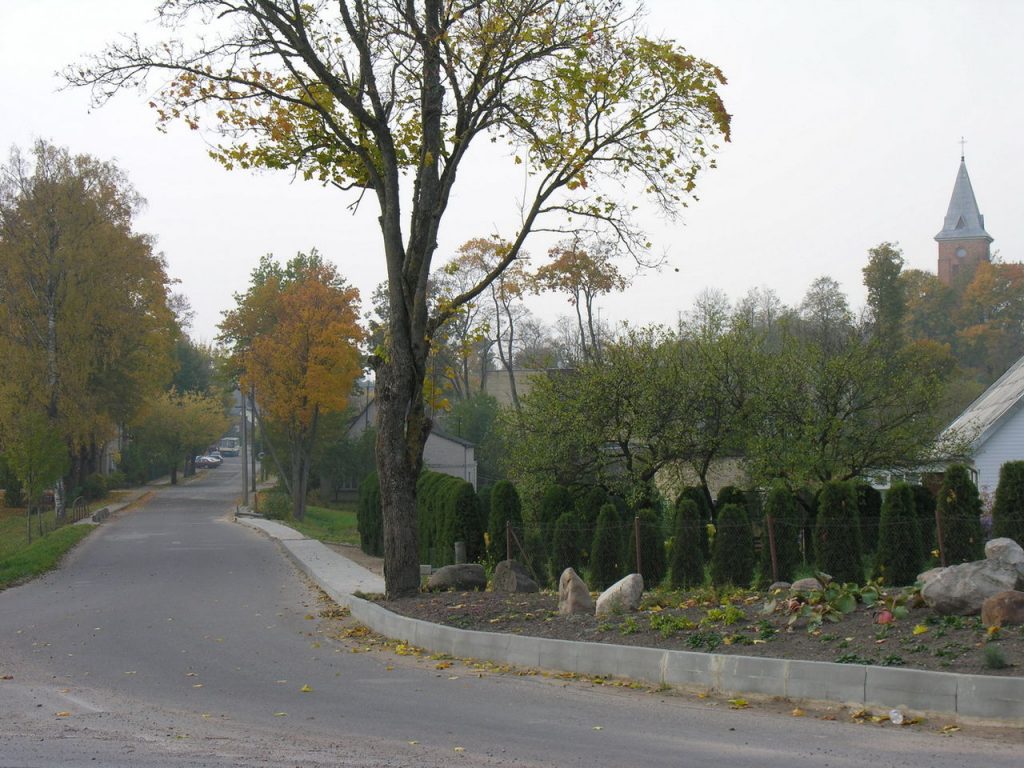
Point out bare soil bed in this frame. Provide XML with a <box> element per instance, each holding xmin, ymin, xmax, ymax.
<box><xmin>382</xmin><ymin>587</ymin><xmax>1024</xmax><ymax>677</ymax></box>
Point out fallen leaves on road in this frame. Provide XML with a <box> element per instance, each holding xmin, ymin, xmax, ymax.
<box><xmin>728</xmin><ymin>698</ymin><xmax>749</xmax><ymax>709</ymax></box>
<box><xmin>56</xmin><ymin>711</ymin><xmax>71</xmax><ymax>717</ymax></box>
<box><xmin>300</xmin><ymin>684</ymin><xmax>313</xmax><ymax>693</ymax></box>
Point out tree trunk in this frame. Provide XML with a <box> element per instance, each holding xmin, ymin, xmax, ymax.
<box><xmin>291</xmin><ymin>441</ymin><xmax>305</xmax><ymax>521</ymax></box>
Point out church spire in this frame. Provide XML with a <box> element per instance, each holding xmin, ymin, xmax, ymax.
<box><xmin>935</xmin><ymin>150</ymin><xmax>992</xmax><ymax>285</ymax></box>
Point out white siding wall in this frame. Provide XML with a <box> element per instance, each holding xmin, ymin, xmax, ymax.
<box><xmin>973</xmin><ymin>405</ymin><xmax>1024</xmax><ymax>496</ymax></box>
<box><xmin>423</xmin><ymin>433</ymin><xmax>477</xmax><ymax>489</ymax></box>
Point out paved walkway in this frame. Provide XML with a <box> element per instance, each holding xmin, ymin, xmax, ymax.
<box><xmin>237</xmin><ymin>516</ymin><xmax>385</xmax><ymax>603</ymax></box>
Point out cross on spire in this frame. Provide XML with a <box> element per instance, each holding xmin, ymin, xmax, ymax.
<box><xmin>959</xmin><ymin>136</ymin><xmax>967</xmax><ymax>161</ymax></box>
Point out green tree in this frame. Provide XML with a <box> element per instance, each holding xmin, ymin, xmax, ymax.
<box><xmin>130</xmin><ymin>390</ymin><xmax>230</xmax><ymax>484</ymax></box>
<box><xmin>709</xmin><ymin>503</ymin><xmax>754</xmax><ymax>588</ymax></box>
<box><xmin>854</xmin><ymin>482</ymin><xmax>883</xmax><ymax>554</ymax></box>
<box><xmin>875</xmin><ymin>482</ymin><xmax>922</xmax><ymax>586</ymax></box>
<box><xmin>677</xmin><ymin>486</ymin><xmax>712</xmax><ymax>556</ymax></box>
<box><xmin>669</xmin><ymin>498</ymin><xmax>705</xmax><ymax>589</ymax></box>
<box><xmin>813</xmin><ymin>481</ymin><xmax>863</xmax><ymax>584</ymax></box>
<box><xmin>71</xmin><ymin>0</ymin><xmax>730</xmax><ymax>598</ymax></box>
<box><xmin>935</xmin><ymin>465</ymin><xmax>984</xmax><ymax>564</ymax></box>
<box><xmin>2</xmin><ymin>412</ymin><xmax>69</xmax><ymax>540</ymax></box>
<box><xmin>992</xmin><ymin>461</ymin><xmax>1024</xmax><ymax>546</ymax></box>
<box><xmin>862</xmin><ymin>242</ymin><xmax>906</xmax><ymax>347</ymax></box>
<box><xmin>589</xmin><ymin>502</ymin><xmax>624</xmax><ymax>590</ymax></box>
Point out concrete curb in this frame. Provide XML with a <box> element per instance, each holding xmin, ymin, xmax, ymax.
<box><xmin>236</xmin><ymin>516</ymin><xmax>1024</xmax><ymax>726</ymax></box>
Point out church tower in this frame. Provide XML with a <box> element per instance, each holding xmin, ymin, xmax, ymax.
<box><xmin>935</xmin><ymin>152</ymin><xmax>992</xmax><ymax>285</ymax></box>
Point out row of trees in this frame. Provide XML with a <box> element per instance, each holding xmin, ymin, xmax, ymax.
<box><xmin>0</xmin><ymin>141</ymin><xmax>227</xmax><ymax>513</ymax></box>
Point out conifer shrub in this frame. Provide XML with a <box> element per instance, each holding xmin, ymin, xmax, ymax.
<box><xmin>715</xmin><ymin>485</ymin><xmax>746</xmax><ymax>521</ymax></box>
<box><xmin>709</xmin><ymin>503</ymin><xmax>754</xmax><ymax>588</ymax></box>
<box><xmin>539</xmin><ymin>484</ymin><xmax>574</xmax><ymax>540</ymax></box>
<box><xmin>814</xmin><ymin>481</ymin><xmax>863</xmax><ymax>584</ymax></box>
<box><xmin>625</xmin><ymin>508</ymin><xmax>666</xmax><ymax>587</ymax></box>
<box><xmin>936</xmin><ymin>465</ymin><xmax>984</xmax><ymax>564</ymax></box>
<box><xmin>759</xmin><ymin>481</ymin><xmax>803</xmax><ymax>583</ymax></box>
<box><xmin>589</xmin><ymin>502</ymin><xmax>624</xmax><ymax>590</ymax></box>
<box><xmin>854</xmin><ymin>482</ymin><xmax>883</xmax><ymax>553</ymax></box>
<box><xmin>911</xmin><ymin>483</ymin><xmax>937</xmax><ymax>560</ymax></box>
<box><xmin>670</xmin><ymin>498</ymin><xmax>705</xmax><ymax>589</ymax></box>
<box><xmin>452</xmin><ymin>481</ymin><xmax>486</xmax><ymax>562</ymax></box>
<box><xmin>678</xmin><ymin>486</ymin><xmax>712</xmax><ymax>556</ymax></box>
<box><xmin>993</xmin><ymin>461</ymin><xmax>1024</xmax><ymax>546</ymax></box>
<box><xmin>487</xmin><ymin>480</ymin><xmax>522</xmax><ymax>563</ymax></box>
<box><xmin>575</xmin><ymin>485</ymin><xmax>608</xmax><ymax>528</ymax></box>
<box><xmin>550</xmin><ymin>511</ymin><xmax>583</xmax><ymax>580</ymax></box>
<box><xmin>875</xmin><ymin>482</ymin><xmax>923</xmax><ymax>585</ymax></box>
<box><xmin>356</xmin><ymin>471</ymin><xmax>382</xmax><ymax>556</ymax></box>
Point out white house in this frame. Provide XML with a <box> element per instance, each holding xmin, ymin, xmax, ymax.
<box><xmin>346</xmin><ymin>398</ymin><xmax>478</xmax><ymax>489</ymax></box>
<box><xmin>940</xmin><ymin>355</ymin><xmax>1024</xmax><ymax>496</ymax></box>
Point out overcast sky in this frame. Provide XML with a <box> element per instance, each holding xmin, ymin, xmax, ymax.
<box><xmin>2</xmin><ymin>1</ymin><xmax>1022</xmax><ymax>343</ymax></box>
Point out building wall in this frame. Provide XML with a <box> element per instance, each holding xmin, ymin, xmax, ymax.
<box><xmin>972</xmin><ymin>405</ymin><xmax>1024</xmax><ymax>497</ymax></box>
<box><xmin>423</xmin><ymin>433</ymin><xmax>477</xmax><ymax>488</ymax></box>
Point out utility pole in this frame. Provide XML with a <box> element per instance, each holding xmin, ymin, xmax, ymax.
<box><xmin>240</xmin><ymin>387</ymin><xmax>249</xmax><ymax>508</ymax></box>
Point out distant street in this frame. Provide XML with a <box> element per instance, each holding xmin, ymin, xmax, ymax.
<box><xmin>0</xmin><ymin>460</ymin><xmax>1020</xmax><ymax>767</ymax></box>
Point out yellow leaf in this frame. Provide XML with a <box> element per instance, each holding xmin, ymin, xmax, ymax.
<box><xmin>912</xmin><ymin>624</ymin><xmax>929</xmax><ymax>635</ymax></box>
<box><xmin>791</xmin><ymin>708</ymin><xmax>805</xmax><ymax>717</ymax></box>
<box><xmin>592</xmin><ymin>726</ymin><xmax>603</xmax><ymax>730</ymax></box>
<box><xmin>192</xmin><ymin>684</ymin><xmax>203</xmax><ymax>688</ymax></box>
<box><xmin>300</xmin><ymin>684</ymin><xmax>312</xmax><ymax>692</ymax></box>
<box><xmin>728</xmin><ymin>698</ymin><xmax>748</xmax><ymax>709</ymax></box>
<box><xmin>56</xmin><ymin>711</ymin><xmax>71</xmax><ymax>717</ymax></box>
<box><xmin>454</xmin><ymin>746</ymin><xmax>465</xmax><ymax>752</ymax></box>
<box><xmin>408</xmin><ymin>740</ymin><xmax>419</xmax><ymax>745</ymax></box>
<box><xmin>274</xmin><ymin>712</ymin><xmax>288</xmax><ymax>717</ymax></box>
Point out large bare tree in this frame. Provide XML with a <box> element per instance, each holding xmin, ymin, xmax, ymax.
<box><xmin>68</xmin><ymin>0</ymin><xmax>730</xmax><ymax>597</ymax></box>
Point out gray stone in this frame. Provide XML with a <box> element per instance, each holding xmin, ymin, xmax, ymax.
<box><xmin>790</xmin><ymin>577</ymin><xmax>823</xmax><ymax>593</ymax></box>
<box><xmin>981</xmin><ymin>590</ymin><xmax>1024</xmax><ymax>627</ymax></box>
<box><xmin>558</xmin><ymin>568</ymin><xmax>593</xmax><ymax>615</ymax></box>
<box><xmin>767</xmin><ymin>581</ymin><xmax>792</xmax><ymax>593</ymax></box>
<box><xmin>919</xmin><ymin>538</ymin><xmax>1024</xmax><ymax>615</ymax></box>
<box><xmin>426</xmin><ymin>563</ymin><xmax>486</xmax><ymax>592</ymax></box>
<box><xmin>596</xmin><ymin>573</ymin><xmax>644</xmax><ymax>615</ymax></box>
<box><xmin>493</xmin><ymin>559</ymin><xmax>539</xmax><ymax>593</ymax></box>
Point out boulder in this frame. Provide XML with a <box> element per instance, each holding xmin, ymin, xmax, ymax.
<box><xmin>790</xmin><ymin>577</ymin><xmax>823</xmax><ymax>593</ymax></box>
<box><xmin>558</xmin><ymin>568</ymin><xmax>593</xmax><ymax>615</ymax></box>
<box><xmin>767</xmin><ymin>581</ymin><xmax>792</xmax><ymax>593</ymax></box>
<box><xmin>981</xmin><ymin>590</ymin><xmax>1024</xmax><ymax>627</ymax></box>
<box><xmin>426</xmin><ymin>563</ymin><xmax>486</xmax><ymax>592</ymax></box>
<box><xmin>919</xmin><ymin>538</ymin><xmax>1024</xmax><ymax>615</ymax></box>
<box><xmin>493</xmin><ymin>559</ymin><xmax>539</xmax><ymax>593</ymax></box>
<box><xmin>595</xmin><ymin>573</ymin><xmax>644</xmax><ymax>616</ymax></box>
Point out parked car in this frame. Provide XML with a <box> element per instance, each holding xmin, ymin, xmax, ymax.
<box><xmin>195</xmin><ymin>455</ymin><xmax>221</xmax><ymax>469</ymax></box>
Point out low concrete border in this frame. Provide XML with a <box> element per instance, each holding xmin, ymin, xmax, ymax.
<box><xmin>344</xmin><ymin>597</ymin><xmax>1024</xmax><ymax>725</ymax></box>
<box><xmin>238</xmin><ymin>515</ymin><xmax>1024</xmax><ymax>726</ymax></box>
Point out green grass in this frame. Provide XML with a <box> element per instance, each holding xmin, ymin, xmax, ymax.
<box><xmin>288</xmin><ymin>503</ymin><xmax>360</xmax><ymax>546</ymax></box>
<box><xmin>0</xmin><ymin>508</ymin><xmax>94</xmax><ymax>589</ymax></box>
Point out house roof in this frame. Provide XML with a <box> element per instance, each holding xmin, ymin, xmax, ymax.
<box><xmin>934</xmin><ymin>159</ymin><xmax>992</xmax><ymax>243</ymax></box>
<box><xmin>942</xmin><ymin>354</ymin><xmax>1024</xmax><ymax>449</ymax></box>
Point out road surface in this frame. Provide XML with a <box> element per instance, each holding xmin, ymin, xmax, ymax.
<box><xmin>1</xmin><ymin>460</ymin><xmax>1020</xmax><ymax>766</ymax></box>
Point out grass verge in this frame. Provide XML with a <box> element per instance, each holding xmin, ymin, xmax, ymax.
<box><xmin>286</xmin><ymin>503</ymin><xmax>359</xmax><ymax>546</ymax></box>
<box><xmin>0</xmin><ymin>522</ymin><xmax>93</xmax><ymax>589</ymax></box>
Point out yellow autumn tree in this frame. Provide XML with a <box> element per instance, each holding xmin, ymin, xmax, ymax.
<box><xmin>220</xmin><ymin>251</ymin><xmax>362</xmax><ymax>520</ymax></box>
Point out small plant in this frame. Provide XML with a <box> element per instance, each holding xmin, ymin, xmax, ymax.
<box><xmin>649</xmin><ymin>613</ymin><xmax>696</xmax><ymax>638</ymax></box>
<box><xmin>686</xmin><ymin>631</ymin><xmax>723</xmax><ymax>651</ymax></box>
<box><xmin>983</xmin><ymin>644</ymin><xmax>1010</xmax><ymax>670</ymax></box>
<box><xmin>880</xmin><ymin>654</ymin><xmax>906</xmax><ymax>666</ymax></box>
<box><xmin>619</xmin><ymin>616</ymin><xmax>640</xmax><ymax>636</ymax></box>
<box><xmin>756</xmin><ymin>620</ymin><xmax>777</xmax><ymax>641</ymax></box>
<box><xmin>836</xmin><ymin>652</ymin><xmax>872</xmax><ymax>665</ymax></box>
<box><xmin>702</xmin><ymin>604</ymin><xmax>746</xmax><ymax>626</ymax></box>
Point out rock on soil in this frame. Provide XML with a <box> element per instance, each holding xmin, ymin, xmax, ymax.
<box><xmin>427</xmin><ymin>563</ymin><xmax>486</xmax><ymax>592</ymax></box>
<box><xmin>596</xmin><ymin>574</ymin><xmax>643</xmax><ymax>615</ymax></box>
<box><xmin>493</xmin><ymin>560</ymin><xmax>539</xmax><ymax>593</ymax></box>
<box><xmin>919</xmin><ymin>538</ymin><xmax>1024</xmax><ymax>615</ymax></box>
<box><xmin>558</xmin><ymin>568</ymin><xmax>593</xmax><ymax>615</ymax></box>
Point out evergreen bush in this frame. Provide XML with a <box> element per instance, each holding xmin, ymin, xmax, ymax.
<box><xmin>993</xmin><ymin>460</ymin><xmax>1024</xmax><ymax>546</ymax></box>
<box><xmin>589</xmin><ymin>502</ymin><xmax>624</xmax><ymax>590</ymax></box>
<box><xmin>575</xmin><ymin>485</ymin><xmax>607</xmax><ymax>528</ymax></box>
<box><xmin>935</xmin><ymin>465</ymin><xmax>984</xmax><ymax>564</ymax></box>
<box><xmin>550</xmin><ymin>511</ymin><xmax>583</xmax><ymax>580</ymax></box>
<box><xmin>487</xmin><ymin>480</ymin><xmax>522</xmax><ymax>563</ymax></box>
<box><xmin>356</xmin><ymin>472</ymin><xmax>382</xmax><ymax>556</ymax></box>
<box><xmin>538</xmin><ymin>484</ymin><xmax>574</xmax><ymax>540</ymax></box>
<box><xmin>670</xmin><ymin>498</ymin><xmax>705</xmax><ymax>589</ymax></box>
<box><xmin>814</xmin><ymin>481</ymin><xmax>863</xmax><ymax>584</ymax></box>
<box><xmin>709</xmin><ymin>503</ymin><xmax>754</xmax><ymax>588</ymax></box>
<box><xmin>875</xmin><ymin>482</ymin><xmax>923</xmax><ymax>586</ymax></box>
<box><xmin>759</xmin><ymin>481</ymin><xmax>803</xmax><ymax>583</ymax></box>
<box><xmin>911</xmin><ymin>483</ymin><xmax>937</xmax><ymax>561</ymax></box>
<box><xmin>625</xmin><ymin>508</ymin><xmax>666</xmax><ymax>587</ymax></box>
<box><xmin>854</xmin><ymin>481</ymin><xmax>883</xmax><ymax>553</ymax></box>
<box><xmin>0</xmin><ymin>454</ymin><xmax>25</xmax><ymax>508</ymax></box>
<box><xmin>677</xmin><ymin>486</ymin><xmax>712</xmax><ymax>556</ymax></box>
<box><xmin>715</xmin><ymin>485</ymin><xmax>746</xmax><ymax>521</ymax></box>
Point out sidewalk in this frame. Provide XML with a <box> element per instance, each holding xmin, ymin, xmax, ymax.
<box><xmin>235</xmin><ymin>513</ymin><xmax>1024</xmax><ymax>727</ymax></box>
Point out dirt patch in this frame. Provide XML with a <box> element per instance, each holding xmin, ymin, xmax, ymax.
<box><xmin>382</xmin><ymin>587</ymin><xmax>1024</xmax><ymax>677</ymax></box>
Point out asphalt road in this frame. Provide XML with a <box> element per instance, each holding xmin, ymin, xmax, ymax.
<box><xmin>1</xmin><ymin>460</ymin><xmax>1020</xmax><ymax>767</ymax></box>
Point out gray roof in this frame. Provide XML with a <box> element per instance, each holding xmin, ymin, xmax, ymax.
<box><xmin>942</xmin><ymin>355</ymin><xmax>1024</xmax><ymax>449</ymax></box>
<box><xmin>934</xmin><ymin>159</ymin><xmax>992</xmax><ymax>242</ymax></box>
